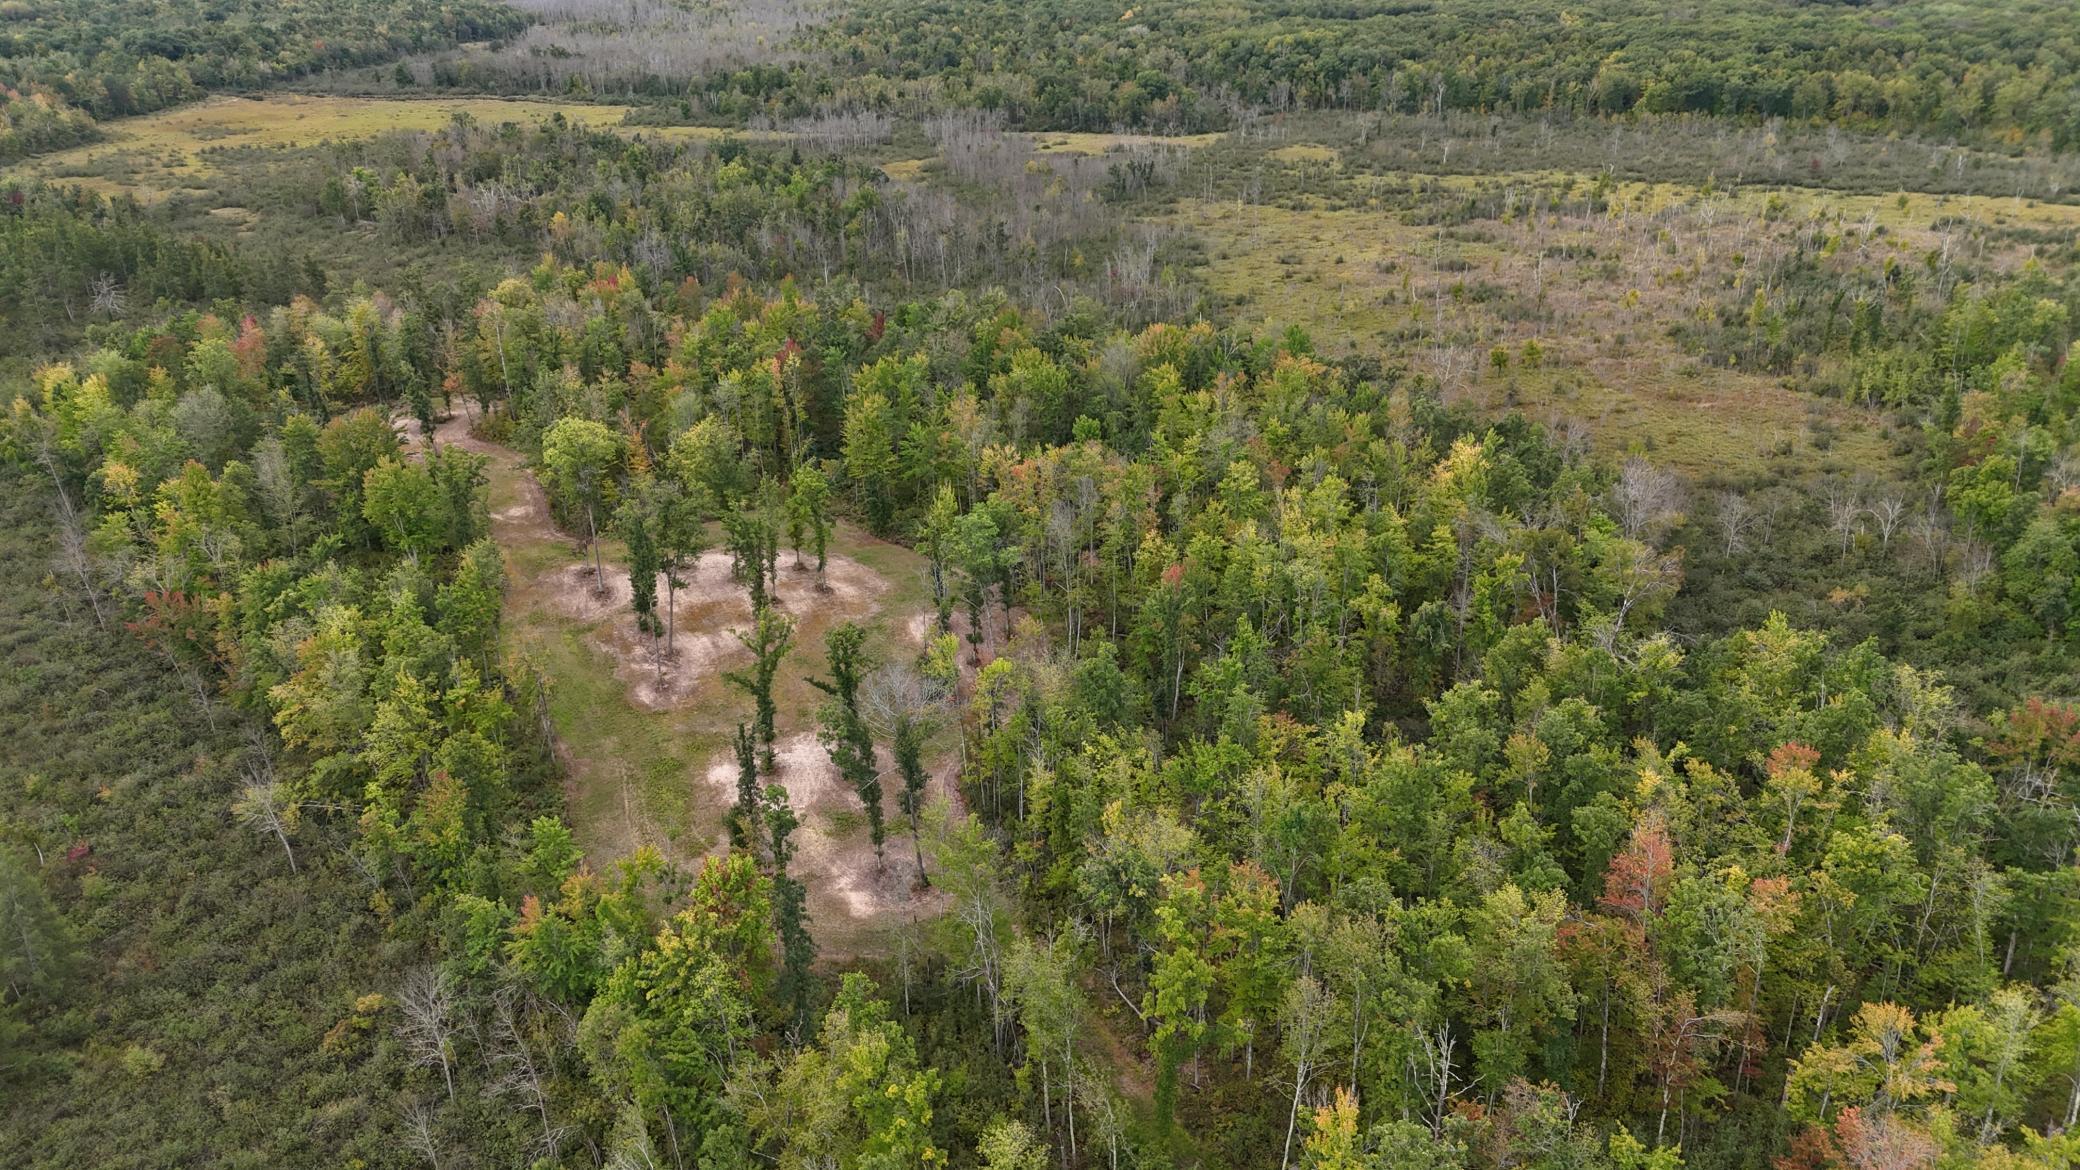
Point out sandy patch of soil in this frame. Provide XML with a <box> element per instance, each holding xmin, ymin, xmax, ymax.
<box><xmin>392</xmin><ymin>412</ymin><xmax>428</xmax><ymax>450</ymax></box>
<box><xmin>491</xmin><ymin>494</ymin><xmax>550</xmax><ymax>530</ymax></box>
<box><xmin>764</xmin><ymin>550</ymin><xmax>889</xmax><ymax>613</ymax></box>
<box><xmin>696</xmin><ymin>732</ymin><xmax>954</xmax><ymax>929</ymax></box>
<box><xmin>549</xmin><ymin>549</ymin><xmax>897</xmax><ymax>710</ymax></box>
<box><xmin>542</xmin><ymin>562</ymin><xmax>633</xmax><ymax>622</ymax></box>
<box><xmin>618</xmin><ymin>628</ymin><xmax>739</xmax><ymax>710</ymax></box>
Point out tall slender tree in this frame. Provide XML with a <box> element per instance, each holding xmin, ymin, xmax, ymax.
<box><xmin>725</xmin><ymin>604</ymin><xmax>795</xmax><ymax>774</ymax></box>
<box><xmin>813</xmin><ymin>622</ymin><xmax>884</xmax><ymax>860</ymax></box>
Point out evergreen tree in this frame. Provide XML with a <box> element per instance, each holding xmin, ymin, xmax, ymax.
<box><xmin>894</xmin><ymin>711</ymin><xmax>931</xmax><ymax>886</ymax></box>
<box><xmin>812</xmin><ymin>622</ymin><xmax>884</xmax><ymax>860</ymax></box>
<box><xmin>618</xmin><ymin>490</ymin><xmax>663</xmax><ymax>640</ymax></box>
<box><xmin>725</xmin><ymin>604</ymin><xmax>795</xmax><ymax>774</ymax></box>
<box><xmin>766</xmin><ymin>785</ymin><xmax>816</xmax><ymax>1028</ymax></box>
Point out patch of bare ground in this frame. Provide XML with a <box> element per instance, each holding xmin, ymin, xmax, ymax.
<box><xmin>544</xmin><ymin>549</ymin><xmax>895</xmax><ymax>710</ymax></box>
<box><xmin>1085</xmin><ymin>993</ymin><xmax>1159</xmax><ymax>1108</ymax></box>
<box><xmin>697</xmin><ymin>733</ymin><xmax>955</xmax><ymax>948</ymax></box>
<box><xmin>408</xmin><ymin>405</ymin><xmax>959</xmax><ymax>945</ymax></box>
<box><xmin>541</xmin><ymin>562</ymin><xmax>634</xmax><ymax>623</ymax></box>
<box><xmin>619</xmin><ymin>629</ymin><xmax>739</xmax><ymax>710</ymax></box>
<box><xmin>391</xmin><ymin>412</ymin><xmax>427</xmax><ymax>450</ymax></box>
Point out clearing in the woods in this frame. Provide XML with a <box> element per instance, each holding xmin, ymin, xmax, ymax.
<box><xmin>409</xmin><ymin>406</ymin><xmax>959</xmax><ymax>955</ymax></box>
<box><xmin>1175</xmin><ymin>160</ymin><xmax>2080</xmax><ymax>475</ymax></box>
<box><xmin>16</xmin><ymin>93</ymin><xmax>757</xmax><ymax>201</ymax></box>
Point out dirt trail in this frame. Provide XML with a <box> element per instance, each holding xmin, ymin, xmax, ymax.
<box><xmin>396</xmin><ymin>402</ymin><xmax>555</xmax><ymax>542</ymax></box>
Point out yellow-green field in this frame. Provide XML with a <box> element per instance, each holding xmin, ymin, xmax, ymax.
<box><xmin>1267</xmin><ymin>142</ymin><xmax>1339</xmax><ymax>165</ymax></box>
<box><xmin>1172</xmin><ymin>163</ymin><xmax>2080</xmax><ymax>474</ymax></box>
<box><xmin>1025</xmin><ymin>130</ymin><xmax>1226</xmax><ymax>155</ymax></box>
<box><xmin>879</xmin><ymin>157</ymin><xmax>933</xmax><ymax>182</ymax></box>
<box><xmin>8</xmin><ymin>95</ymin><xmax>758</xmax><ymax>199</ymax></box>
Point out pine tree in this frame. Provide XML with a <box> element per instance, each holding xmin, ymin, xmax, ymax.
<box><xmin>894</xmin><ymin>712</ymin><xmax>931</xmax><ymax>886</ymax></box>
<box><xmin>766</xmin><ymin>785</ymin><xmax>816</xmax><ymax>1027</ymax></box>
<box><xmin>729</xmin><ymin>722</ymin><xmax>761</xmax><ymax>851</ymax></box>
<box><xmin>812</xmin><ymin>622</ymin><xmax>884</xmax><ymax>860</ymax></box>
<box><xmin>724</xmin><ymin>604</ymin><xmax>795</xmax><ymax>774</ymax></box>
<box><xmin>789</xmin><ymin>463</ymin><xmax>833</xmax><ymax>591</ymax></box>
<box><xmin>618</xmin><ymin>491</ymin><xmax>663</xmax><ymax>640</ymax></box>
<box><xmin>725</xmin><ymin>505</ymin><xmax>777</xmax><ymax>612</ymax></box>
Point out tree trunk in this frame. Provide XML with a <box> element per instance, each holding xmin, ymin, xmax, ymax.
<box><xmin>1280</xmin><ymin>1057</ymin><xmax>1311</xmax><ymax>1170</ymax></box>
<box><xmin>274</xmin><ymin>822</ymin><xmax>298</xmax><ymax>873</ymax></box>
<box><xmin>587</xmin><ymin>504</ymin><xmax>604</xmax><ymax>591</ymax></box>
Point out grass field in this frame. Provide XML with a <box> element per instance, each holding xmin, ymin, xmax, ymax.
<box><xmin>1168</xmin><ymin>155</ymin><xmax>2080</xmax><ymax>474</ymax></box>
<box><xmin>1173</xmin><ymin>194</ymin><xmax>1887</xmax><ymax>473</ymax></box>
<box><xmin>1026</xmin><ymin>130</ymin><xmax>1226</xmax><ymax>155</ymax></box>
<box><xmin>9</xmin><ymin>94</ymin><xmax>759</xmax><ymax>199</ymax></box>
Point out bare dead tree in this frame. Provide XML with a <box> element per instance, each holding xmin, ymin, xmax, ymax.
<box><xmin>1911</xmin><ymin>503</ymin><xmax>1950</xmax><ymax>573</ymax></box>
<box><xmin>401</xmin><ymin>1096</ymin><xmax>445</xmax><ymax>1170</ymax></box>
<box><xmin>50</xmin><ymin>496</ymin><xmax>105</xmax><ymax>629</ymax></box>
<box><xmin>1714</xmin><ymin>491</ymin><xmax>1754</xmax><ymax>556</ymax></box>
<box><xmin>1957</xmin><ymin>540</ymin><xmax>1995</xmax><ymax>589</ymax></box>
<box><xmin>1870</xmin><ymin>494</ymin><xmax>1907</xmax><ymax>550</ymax></box>
<box><xmin>1611</xmin><ymin>456</ymin><xmax>1685</xmax><ymax>544</ymax></box>
<box><xmin>1278</xmin><ymin>975</ymin><xmax>1335</xmax><ymax>1170</ymax></box>
<box><xmin>232</xmin><ymin>756</ymin><xmax>299</xmax><ymax>873</ymax></box>
<box><xmin>487</xmin><ymin>988</ymin><xmax>569</xmax><ymax>1160</ymax></box>
<box><xmin>1413</xmin><ymin>1019</ymin><xmax>1461</xmax><ymax>1135</ymax></box>
<box><xmin>88</xmin><ymin>272</ymin><xmax>126</xmax><ymax>318</ymax></box>
<box><xmin>786</xmin><ymin>110</ymin><xmax>895</xmax><ymax>152</ymax></box>
<box><xmin>1824</xmin><ymin>479</ymin><xmax>1866</xmax><ymax>559</ymax></box>
<box><xmin>1610</xmin><ymin>544</ymin><xmax>1684</xmax><ymax>635</ymax></box>
<box><xmin>398</xmin><ymin>966</ymin><xmax>461</xmax><ymax>1103</ymax></box>
<box><xmin>424</xmin><ymin>0</ymin><xmax>815</xmax><ymax>97</ymax></box>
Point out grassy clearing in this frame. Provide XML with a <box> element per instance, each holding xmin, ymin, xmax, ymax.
<box><xmin>1167</xmin><ymin>156</ymin><xmax>2080</xmax><ymax>474</ymax></box>
<box><xmin>1268</xmin><ymin>143</ymin><xmax>1339</xmax><ymax>165</ymax></box>
<box><xmin>447</xmin><ymin>412</ymin><xmax>944</xmax><ymax>953</ymax></box>
<box><xmin>13</xmin><ymin>94</ymin><xmax>645</xmax><ymax>198</ymax></box>
<box><xmin>880</xmin><ymin>157</ymin><xmax>932</xmax><ymax>182</ymax></box>
<box><xmin>1025</xmin><ymin>130</ymin><xmax>1225</xmax><ymax>155</ymax></box>
<box><xmin>1172</xmin><ymin>194</ymin><xmax>1871</xmax><ymax>473</ymax></box>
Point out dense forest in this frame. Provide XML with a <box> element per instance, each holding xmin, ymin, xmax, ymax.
<box><xmin>14</xmin><ymin>0</ymin><xmax>2080</xmax><ymax>163</ymax></box>
<box><xmin>6</xmin><ymin>1</ymin><xmax>2080</xmax><ymax>1169</ymax></box>
<box><xmin>814</xmin><ymin>0</ymin><xmax>2080</xmax><ymax>142</ymax></box>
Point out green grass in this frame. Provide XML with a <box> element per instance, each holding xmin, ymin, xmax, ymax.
<box><xmin>1172</xmin><ymin>183</ymin><xmax>1918</xmax><ymax>474</ymax></box>
<box><xmin>19</xmin><ymin>94</ymin><xmax>646</xmax><ymax>200</ymax></box>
